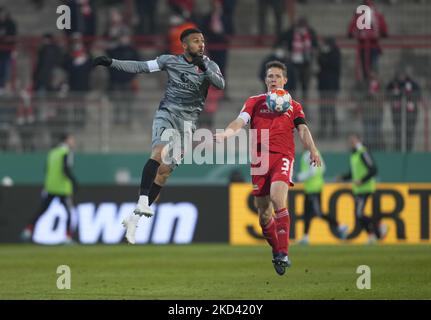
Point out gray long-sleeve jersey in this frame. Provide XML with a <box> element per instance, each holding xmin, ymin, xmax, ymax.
<box><xmin>110</xmin><ymin>54</ymin><xmax>225</xmax><ymax>121</ymax></box>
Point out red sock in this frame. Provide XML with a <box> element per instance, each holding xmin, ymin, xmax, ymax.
<box><xmin>260</xmin><ymin>217</ymin><xmax>279</xmax><ymax>254</ymax></box>
<box><xmin>275</xmin><ymin>208</ymin><xmax>290</xmax><ymax>255</ymax></box>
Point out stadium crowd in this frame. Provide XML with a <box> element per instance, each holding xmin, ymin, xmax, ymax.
<box><xmin>0</xmin><ymin>0</ymin><xmax>427</xmax><ymax>152</ymax></box>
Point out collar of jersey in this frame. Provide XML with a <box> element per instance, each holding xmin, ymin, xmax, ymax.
<box><xmin>182</xmin><ymin>55</ymin><xmax>194</xmax><ymax>65</ymax></box>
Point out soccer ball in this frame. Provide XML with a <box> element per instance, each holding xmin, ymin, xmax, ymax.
<box><xmin>266</xmin><ymin>88</ymin><xmax>292</xmax><ymax>113</ymax></box>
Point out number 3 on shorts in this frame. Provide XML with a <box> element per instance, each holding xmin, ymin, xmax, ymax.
<box><xmin>281</xmin><ymin>158</ymin><xmax>290</xmax><ymax>174</ymax></box>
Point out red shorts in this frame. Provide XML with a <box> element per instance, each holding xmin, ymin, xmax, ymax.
<box><xmin>251</xmin><ymin>152</ymin><xmax>294</xmax><ymax>197</ymax></box>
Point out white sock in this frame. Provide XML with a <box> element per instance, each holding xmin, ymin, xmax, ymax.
<box><xmin>302</xmin><ymin>234</ymin><xmax>309</xmax><ymax>241</ymax></box>
<box><xmin>138</xmin><ymin>195</ymin><xmax>149</xmax><ymax>207</ymax></box>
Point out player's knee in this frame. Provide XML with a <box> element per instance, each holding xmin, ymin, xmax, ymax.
<box><xmin>150</xmin><ymin>154</ymin><xmax>162</xmax><ymax>163</ymax></box>
<box><xmin>270</xmin><ymin>194</ymin><xmax>284</xmax><ymax>209</ymax></box>
<box><xmin>150</xmin><ymin>145</ymin><xmax>165</xmax><ymax>163</ymax></box>
<box><xmin>259</xmin><ymin>211</ymin><xmax>272</xmax><ymax>226</ymax></box>
<box><xmin>258</xmin><ymin>205</ymin><xmax>273</xmax><ymax>225</ymax></box>
<box><xmin>257</xmin><ymin>201</ymin><xmax>270</xmax><ymax>214</ymax></box>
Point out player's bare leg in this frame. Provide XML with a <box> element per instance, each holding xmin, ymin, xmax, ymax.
<box><xmin>270</xmin><ymin>181</ymin><xmax>291</xmax><ymax>274</ymax></box>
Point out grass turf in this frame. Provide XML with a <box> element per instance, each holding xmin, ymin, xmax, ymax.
<box><xmin>0</xmin><ymin>244</ymin><xmax>430</xmax><ymax>300</ymax></box>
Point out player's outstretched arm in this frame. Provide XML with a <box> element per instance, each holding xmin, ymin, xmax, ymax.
<box><xmin>214</xmin><ymin>118</ymin><xmax>246</xmax><ymax>143</ymax></box>
<box><xmin>93</xmin><ymin>56</ymin><xmax>160</xmax><ymax>74</ymax></box>
<box><xmin>110</xmin><ymin>58</ymin><xmax>155</xmax><ymax>73</ymax></box>
<box><xmin>297</xmin><ymin>124</ymin><xmax>322</xmax><ymax>167</ymax></box>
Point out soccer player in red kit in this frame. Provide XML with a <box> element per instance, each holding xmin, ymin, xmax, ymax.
<box><xmin>215</xmin><ymin>61</ymin><xmax>321</xmax><ymax>275</ymax></box>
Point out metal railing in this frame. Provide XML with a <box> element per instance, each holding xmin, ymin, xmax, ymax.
<box><xmin>0</xmin><ymin>92</ymin><xmax>428</xmax><ymax>153</ymax></box>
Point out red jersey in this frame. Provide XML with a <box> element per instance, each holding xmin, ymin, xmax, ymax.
<box><xmin>240</xmin><ymin>93</ymin><xmax>306</xmax><ymax>159</ymax></box>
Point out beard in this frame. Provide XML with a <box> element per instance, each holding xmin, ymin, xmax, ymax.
<box><xmin>188</xmin><ymin>50</ymin><xmax>203</xmax><ymax>58</ymax></box>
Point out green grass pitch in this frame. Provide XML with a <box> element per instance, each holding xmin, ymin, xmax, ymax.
<box><xmin>0</xmin><ymin>244</ymin><xmax>430</xmax><ymax>300</ymax></box>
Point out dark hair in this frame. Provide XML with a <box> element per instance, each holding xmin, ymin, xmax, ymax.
<box><xmin>180</xmin><ymin>28</ymin><xmax>203</xmax><ymax>42</ymax></box>
<box><xmin>265</xmin><ymin>60</ymin><xmax>288</xmax><ymax>78</ymax></box>
<box><xmin>348</xmin><ymin>132</ymin><xmax>362</xmax><ymax>140</ymax></box>
<box><xmin>59</xmin><ymin>133</ymin><xmax>73</xmax><ymax>143</ymax></box>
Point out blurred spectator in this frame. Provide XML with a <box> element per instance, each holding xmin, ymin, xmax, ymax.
<box><xmin>360</xmin><ymin>72</ymin><xmax>384</xmax><ymax>151</ymax></box>
<box><xmin>286</xmin><ymin>0</ymin><xmax>295</xmax><ymax>27</ymax></box>
<box><xmin>134</xmin><ymin>0</ymin><xmax>158</xmax><ymax>35</ymax></box>
<box><xmin>317</xmin><ymin>37</ymin><xmax>341</xmax><ymax>139</ymax></box>
<box><xmin>200</xmin><ymin>0</ymin><xmax>231</xmax><ymax>128</ymax></box>
<box><xmin>65</xmin><ymin>0</ymin><xmax>96</xmax><ymax>45</ymax></box>
<box><xmin>0</xmin><ymin>94</ymin><xmax>17</xmax><ymax>150</ymax></box>
<box><xmin>168</xmin><ymin>14</ymin><xmax>198</xmax><ymax>55</ymax></box>
<box><xmin>258</xmin><ymin>46</ymin><xmax>296</xmax><ymax>92</ymax></box>
<box><xmin>15</xmin><ymin>90</ymin><xmax>36</xmax><ymax>152</ymax></box>
<box><xmin>107</xmin><ymin>34</ymin><xmax>140</xmax><ymax>124</ymax></box>
<box><xmin>104</xmin><ymin>7</ymin><xmax>131</xmax><ymax>50</ymax></box>
<box><xmin>221</xmin><ymin>0</ymin><xmax>237</xmax><ymax>35</ymax></box>
<box><xmin>199</xmin><ymin>87</ymin><xmax>223</xmax><ymax>130</ymax></box>
<box><xmin>44</xmin><ymin>69</ymin><xmax>74</xmax><ymax>145</ymax></box>
<box><xmin>33</xmin><ymin>34</ymin><xmax>63</xmax><ymax>93</ymax></box>
<box><xmin>64</xmin><ymin>34</ymin><xmax>92</xmax><ymax>92</ymax></box>
<box><xmin>63</xmin><ymin>33</ymin><xmax>92</xmax><ymax>126</ymax></box>
<box><xmin>21</xmin><ymin>133</ymin><xmax>78</xmax><ymax>244</ymax></box>
<box><xmin>0</xmin><ymin>7</ymin><xmax>17</xmax><ymax>94</ymax></box>
<box><xmin>348</xmin><ymin>0</ymin><xmax>388</xmax><ymax>80</ymax></box>
<box><xmin>386</xmin><ymin>69</ymin><xmax>421</xmax><ymax>152</ymax></box>
<box><xmin>201</xmin><ymin>0</ymin><xmax>229</xmax><ymax>78</ymax></box>
<box><xmin>257</xmin><ymin>0</ymin><xmax>284</xmax><ymax>37</ymax></box>
<box><xmin>169</xmin><ymin>0</ymin><xmax>195</xmax><ymax>20</ymax></box>
<box><xmin>277</xmin><ymin>17</ymin><xmax>318</xmax><ymax>113</ymax></box>
<box><xmin>16</xmin><ymin>85</ymin><xmax>34</xmax><ymax>125</ymax></box>
<box><xmin>336</xmin><ymin>133</ymin><xmax>386</xmax><ymax>244</ymax></box>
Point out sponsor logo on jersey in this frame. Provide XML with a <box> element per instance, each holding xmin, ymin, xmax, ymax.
<box><xmin>260</xmin><ymin>105</ymin><xmax>272</xmax><ymax>114</ymax></box>
<box><xmin>173</xmin><ymin>73</ymin><xmax>199</xmax><ymax>90</ymax></box>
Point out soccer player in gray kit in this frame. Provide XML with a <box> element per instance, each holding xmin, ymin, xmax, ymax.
<box><xmin>93</xmin><ymin>28</ymin><xmax>225</xmax><ymax>244</ymax></box>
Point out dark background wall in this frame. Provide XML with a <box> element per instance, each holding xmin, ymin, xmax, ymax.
<box><xmin>0</xmin><ymin>186</ymin><xmax>229</xmax><ymax>243</ymax></box>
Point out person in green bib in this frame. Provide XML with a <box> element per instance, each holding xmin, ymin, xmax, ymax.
<box><xmin>338</xmin><ymin>133</ymin><xmax>387</xmax><ymax>244</ymax></box>
<box><xmin>297</xmin><ymin>150</ymin><xmax>348</xmax><ymax>245</ymax></box>
<box><xmin>21</xmin><ymin>133</ymin><xmax>78</xmax><ymax>243</ymax></box>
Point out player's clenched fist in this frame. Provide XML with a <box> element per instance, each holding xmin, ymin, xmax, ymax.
<box><xmin>93</xmin><ymin>56</ymin><xmax>112</xmax><ymax>67</ymax></box>
<box><xmin>191</xmin><ymin>55</ymin><xmax>207</xmax><ymax>72</ymax></box>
